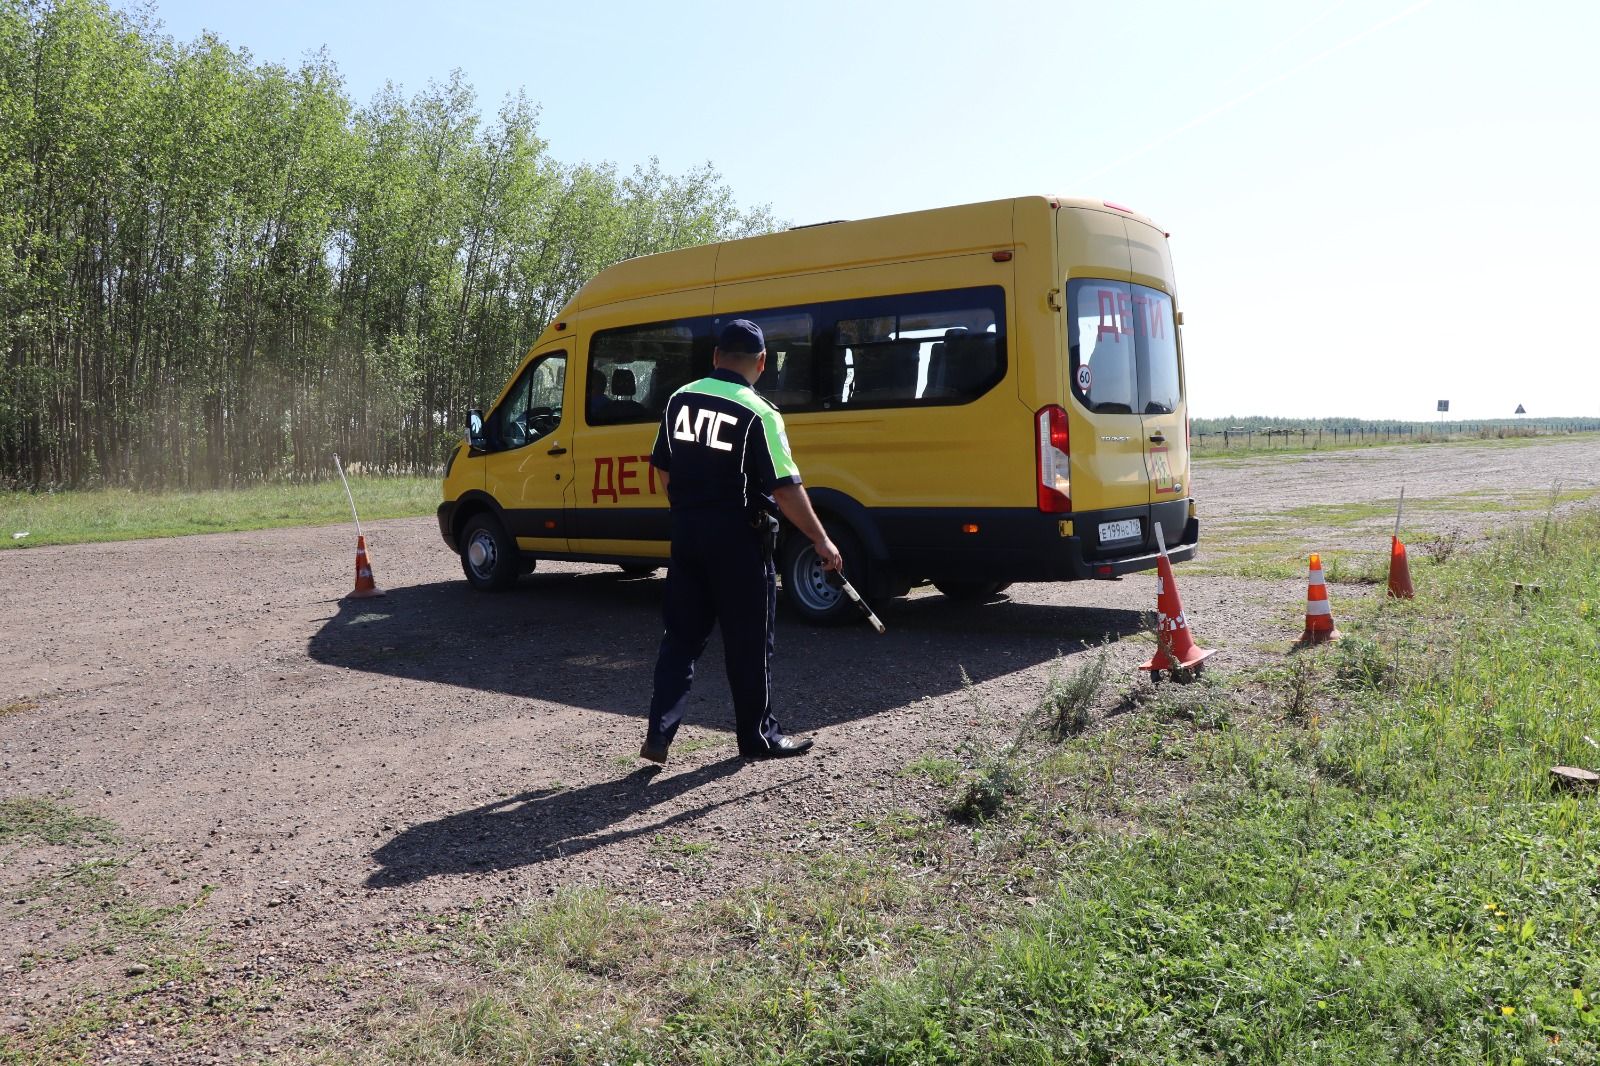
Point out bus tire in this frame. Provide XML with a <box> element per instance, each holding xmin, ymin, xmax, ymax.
<box><xmin>933</xmin><ymin>579</ymin><xmax>1011</xmax><ymax>603</ymax></box>
<box><xmin>460</xmin><ymin>513</ymin><xmax>521</xmax><ymax>592</ymax></box>
<box><xmin>619</xmin><ymin>564</ymin><xmax>659</xmax><ymax>577</ymax></box>
<box><xmin>780</xmin><ymin>525</ymin><xmax>866</xmax><ymax>626</ymax></box>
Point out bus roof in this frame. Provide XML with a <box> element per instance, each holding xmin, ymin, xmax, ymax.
<box><xmin>560</xmin><ymin>195</ymin><xmax>1161</xmax><ymax>317</ymax></box>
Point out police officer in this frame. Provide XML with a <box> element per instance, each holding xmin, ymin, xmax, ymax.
<box><xmin>640</xmin><ymin>319</ymin><xmax>842</xmax><ymax>762</ymax></box>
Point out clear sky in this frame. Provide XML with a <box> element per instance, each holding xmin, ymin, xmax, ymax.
<box><xmin>131</xmin><ymin>0</ymin><xmax>1600</xmax><ymax>421</ymax></box>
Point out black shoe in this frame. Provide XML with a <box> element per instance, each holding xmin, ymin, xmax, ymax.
<box><xmin>639</xmin><ymin>740</ymin><xmax>669</xmax><ymax>764</ymax></box>
<box><xmin>740</xmin><ymin>735</ymin><xmax>814</xmax><ymax>759</ymax></box>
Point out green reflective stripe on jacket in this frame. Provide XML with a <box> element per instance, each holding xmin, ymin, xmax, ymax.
<box><xmin>676</xmin><ymin>377</ymin><xmax>800</xmax><ymax>481</ymax></box>
<box><xmin>760</xmin><ymin>407</ymin><xmax>799</xmax><ymax>481</ymax></box>
<box><xmin>679</xmin><ymin>377</ymin><xmax>749</xmax><ymax>406</ymax></box>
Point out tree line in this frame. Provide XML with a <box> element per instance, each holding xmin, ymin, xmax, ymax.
<box><xmin>0</xmin><ymin>0</ymin><xmax>777</xmax><ymax>489</ymax></box>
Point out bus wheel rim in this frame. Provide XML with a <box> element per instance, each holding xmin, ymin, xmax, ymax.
<box><xmin>793</xmin><ymin>548</ymin><xmax>841</xmax><ymax>611</ymax></box>
<box><xmin>468</xmin><ymin>531</ymin><xmax>496</xmax><ymax>576</ymax></box>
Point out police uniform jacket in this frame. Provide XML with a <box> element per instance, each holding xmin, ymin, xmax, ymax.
<box><xmin>649</xmin><ymin>368</ymin><xmax>801</xmax><ymax>514</ymax></box>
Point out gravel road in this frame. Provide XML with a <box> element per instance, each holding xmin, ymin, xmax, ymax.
<box><xmin>4</xmin><ymin>434</ymin><xmax>1599</xmax><ymax>1057</ymax></box>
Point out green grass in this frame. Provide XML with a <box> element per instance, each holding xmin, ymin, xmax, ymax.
<box><xmin>0</xmin><ymin>476</ymin><xmax>439</xmax><ymax>549</ymax></box>
<box><xmin>1280</xmin><ymin>490</ymin><xmax>1600</xmax><ymax>529</ymax></box>
<box><xmin>1182</xmin><ymin>486</ymin><xmax>1600</xmax><ymax>582</ymax></box>
<box><xmin>902</xmin><ymin>755</ymin><xmax>963</xmax><ymax>786</ymax></box>
<box><xmin>0</xmin><ymin>797</ymin><xmax>115</xmax><ymax>846</ymax></box>
<box><xmin>1182</xmin><ymin>534</ymin><xmax>1404</xmax><ymax>583</ymax></box>
<box><xmin>386</xmin><ymin>505</ymin><xmax>1600</xmax><ymax>1064</ymax></box>
<box><xmin>830</xmin><ymin>513</ymin><xmax>1600</xmax><ymax>1063</ymax></box>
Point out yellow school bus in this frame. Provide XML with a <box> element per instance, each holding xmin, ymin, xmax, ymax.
<box><xmin>438</xmin><ymin>195</ymin><xmax>1197</xmax><ymax>623</ymax></box>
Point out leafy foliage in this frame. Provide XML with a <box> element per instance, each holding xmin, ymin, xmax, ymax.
<box><xmin>0</xmin><ymin>0</ymin><xmax>777</xmax><ymax>489</ymax></box>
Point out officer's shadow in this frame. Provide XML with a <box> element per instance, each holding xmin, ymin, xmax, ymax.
<box><xmin>367</xmin><ymin>755</ymin><xmax>786</xmax><ymax>888</ymax></box>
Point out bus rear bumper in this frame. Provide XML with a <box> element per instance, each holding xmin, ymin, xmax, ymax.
<box><xmin>1063</xmin><ymin>517</ymin><xmax>1199</xmax><ymax>579</ymax></box>
<box><xmin>872</xmin><ymin>500</ymin><xmax>1199</xmax><ymax>583</ymax></box>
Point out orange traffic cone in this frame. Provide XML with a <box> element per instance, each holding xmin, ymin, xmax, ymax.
<box><xmin>349</xmin><ymin>534</ymin><xmax>385</xmax><ymax>599</ymax></box>
<box><xmin>1387</xmin><ymin>536</ymin><xmax>1414</xmax><ymax>599</ymax></box>
<box><xmin>1139</xmin><ymin>538</ymin><xmax>1215</xmax><ymax>674</ymax></box>
<box><xmin>1295</xmin><ymin>554</ymin><xmax>1340</xmax><ymax>645</ymax></box>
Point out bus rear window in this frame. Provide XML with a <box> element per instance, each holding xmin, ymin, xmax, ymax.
<box><xmin>1067</xmin><ymin>280</ymin><xmax>1180</xmax><ymax>415</ymax></box>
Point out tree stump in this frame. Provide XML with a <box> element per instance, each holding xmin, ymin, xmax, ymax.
<box><xmin>1549</xmin><ymin>766</ymin><xmax>1599</xmax><ymax>793</ymax></box>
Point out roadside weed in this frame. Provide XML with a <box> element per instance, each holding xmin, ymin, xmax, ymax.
<box><xmin>1329</xmin><ymin>634</ymin><xmax>1396</xmax><ymax>691</ymax></box>
<box><xmin>947</xmin><ymin>756</ymin><xmax>1022</xmax><ymax>824</ymax></box>
<box><xmin>1272</xmin><ymin>654</ymin><xmax>1323</xmax><ymax>724</ymax></box>
<box><xmin>1422</xmin><ymin>528</ymin><xmax>1466</xmax><ymax>563</ymax></box>
<box><xmin>1036</xmin><ymin>645</ymin><xmax>1111</xmax><ymax>738</ymax></box>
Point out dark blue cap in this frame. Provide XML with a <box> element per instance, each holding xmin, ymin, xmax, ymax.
<box><xmin>718</xmin><ymin>319</ymin><xmax>765</xmax><ymax>355</ymax></box>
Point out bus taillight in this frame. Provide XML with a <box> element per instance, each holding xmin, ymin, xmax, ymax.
<box><xmin>1036</xmin><ymin>405</ymin><xmax>1071</xmax><ymax>513</ymax></box>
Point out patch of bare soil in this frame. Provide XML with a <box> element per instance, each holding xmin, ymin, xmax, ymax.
<box><xmin>3</xmin><ymin>435</ymin><xmax>1597</xmax><ymax>1060</ymax></box>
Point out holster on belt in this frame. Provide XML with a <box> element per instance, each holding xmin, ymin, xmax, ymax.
<box><xmin>749</xmin><ymin>509</ymin><xmax>780</xmax><ymax>559</ymax></box>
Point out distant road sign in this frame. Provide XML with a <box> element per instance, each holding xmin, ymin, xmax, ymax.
<box><xmin>1437</xmin><ymin>400</ymin><xmax>1450</xmax><ymax>412</ymax></box>
<box><xmin>1515</xmin><ymin>404</ymin><xmax>1526</xmax><ymax>415</ymax></box>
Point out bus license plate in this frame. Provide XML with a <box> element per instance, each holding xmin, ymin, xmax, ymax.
<box><xmin>1098</xmin><ymin>518</ymin><xmax>1140</xmax><ymax>543</ymax></box>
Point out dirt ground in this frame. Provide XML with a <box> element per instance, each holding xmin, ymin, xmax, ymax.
<box><xmin>4</xmin><ymin>435</ymin><xmax>1599</xmax><ymax>1060</ymax></box>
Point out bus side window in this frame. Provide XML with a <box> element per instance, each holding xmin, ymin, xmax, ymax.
<box><xmin>930</xmin><ymin>331</ymin><xmax>997</xmax><ymax>398</ymax></box>
<box><xmin>587</xmin><ymin>323</ymin><xmax>698</xmax><ymax>425</ymax></box>
<box><xmin>743</xmin><ymin>311</ymin><xmax>814</xmax><ymax>408</ymax></box>
<box><xmin>846</xmin><ymin>340</ymin><xmax>920</xmax><ymax>404</ymax></box>
<box><xmin>491</xmin><ymin>353</ymin><xmax>566</xmax><ymax>449</ymax></box>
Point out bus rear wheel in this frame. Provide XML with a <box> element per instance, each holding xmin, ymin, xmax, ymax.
<box><xmin>932</xmin><ymin>579</ymin><xmax>1011</xmax><ymax>603</ymax></box>
<box><xmin>780</xmin><ymin>526</ymin><xmax>866</xmax><ymax>626</ymax></box>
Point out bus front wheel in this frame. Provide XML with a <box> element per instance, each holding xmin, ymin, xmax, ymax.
<box><xmin>461</xmin><ymin>513</ymin><xmax>523</xmax><ymax>591</ymax></box>
<box><xmin>780</xmin><ymin>526</ymin><xmax>866</xmax><ymax>626</ymax></box>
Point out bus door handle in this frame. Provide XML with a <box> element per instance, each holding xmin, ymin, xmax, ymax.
<box><xmin>547</xmin><ymin>442</ymin><xmax>568</xmax><ymax>455</ymax></box>
<box><xmin>1148</xmin><ymin>433</ymin><xmax>1166</xmax><ymax>444</ymax></box>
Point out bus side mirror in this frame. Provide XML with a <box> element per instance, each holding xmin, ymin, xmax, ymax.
<box><xmin>467</xmin><ymin>409</ymin><xmax>487</xmax><ymax>449</ymax></box>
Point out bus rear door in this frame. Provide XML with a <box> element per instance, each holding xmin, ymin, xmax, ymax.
<box><xmin>1125</xmin><ymin>219</ymin><xmax>1189</xmax><ymax>545</ymax></box>
<box><xmin>1058</xmin><ymin>206</ymin><xmax>1149</xmax><ymax>551</ymax></box>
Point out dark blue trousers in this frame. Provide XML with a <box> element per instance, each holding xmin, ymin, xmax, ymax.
<box><xmin>647</xmin><ymin>509</ymin><xmax>784</xmax><ymax>755</ymax></box>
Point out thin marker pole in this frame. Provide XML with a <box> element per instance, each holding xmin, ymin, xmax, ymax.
<box><xmin>333</xmin><ymin>454</ymin><xmax>362</xmax><ymax>540</ymax></box>
<box><xmin>1394</xmin><ymin>486</ymin><xmax>1405</xmax><ymax>538</ymax></box>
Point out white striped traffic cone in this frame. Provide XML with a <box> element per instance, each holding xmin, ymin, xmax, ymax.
<box><xmin>1294</xmin><ymin>553</ymin><xmax>1339</xmax><ymax>645</ymax></box>
<box><xmin>348</xmin><ymin>534</ymin><xmax>386</xmax><ymax>599</ymax></box>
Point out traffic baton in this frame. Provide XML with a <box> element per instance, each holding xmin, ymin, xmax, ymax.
<box><xmin>831</xmin><ymin>572</ymin><xmax>887</xmax><ymax>634</ymax></box>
